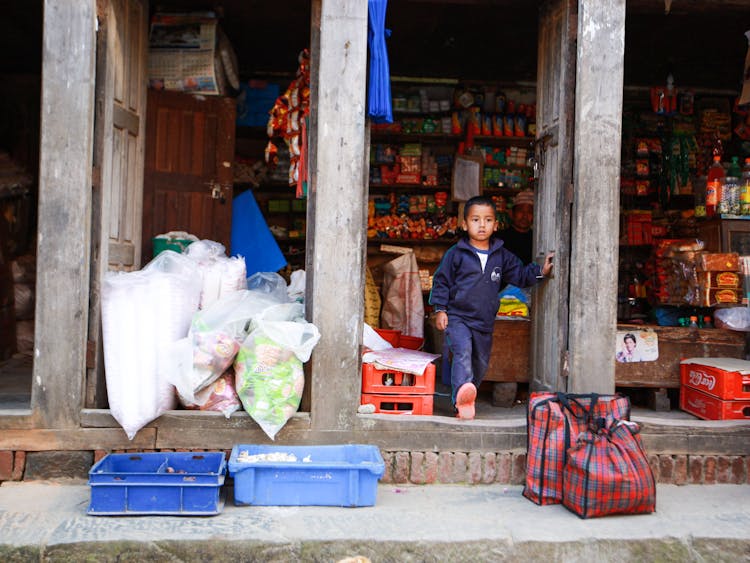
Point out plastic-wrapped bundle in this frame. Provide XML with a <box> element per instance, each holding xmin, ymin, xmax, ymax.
<box><xmin>182</xmin><ymin>368</ymin><xmax>242</xmax><ymax>418</ymax></box>
<box><xmin>184</xmin><ymin>240</ymin><xmax>247</xmax><ymax>309</ymax></box>
<box><xmin>234</xmin><ymin>303</ymin><xmax>320</xmax><ymax>439</ymax></box>
<box><xmin>102</xmin><ymin>251</ymin><xmax>202</xmax><ymax>439</ymax></box>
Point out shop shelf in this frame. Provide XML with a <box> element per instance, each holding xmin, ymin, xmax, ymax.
<box><xmin>228</xmin><ymin>444</ymin><xmax>385</xmax><ymax>507</ymax></box>
<box><xmin>87</xmin><ymin>452</ymin><xmax>227</xmax><ymax>516</ymax></box>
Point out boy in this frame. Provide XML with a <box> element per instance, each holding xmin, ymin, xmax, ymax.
<box><xmin>429</xmin><ymin>196</ymin><xmax>554</xmax><ymax>419</ymax></box>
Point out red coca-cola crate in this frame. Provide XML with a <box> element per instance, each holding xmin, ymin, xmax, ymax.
<box><xmin>679</xmin><ymin>386</ymin><xmax>750</xmax><ymax>421</ymax></box>
<box><xmin>362</xmin><ymin>362</ymin><xmax>436</xmax><ymax>395</ymax></box>
<box><xmin>680</xmin><ymin>358</ymin><xmax>750</xmax><ymax>400</ymax></box>
<box><xmin>360</xmin><ymin>393</ymin><xmax>433</xmax><ymax>415</ymax></box>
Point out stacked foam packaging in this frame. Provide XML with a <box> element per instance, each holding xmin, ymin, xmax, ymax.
<box><xmin>102</xmin><ymin>240</ymin><xmax>247</xmax><ymax>439</ymax></box>
<box><xmin>102</xmin><ymin>251</ymin><xmax>203</xmax><ymax>439</ymax></box>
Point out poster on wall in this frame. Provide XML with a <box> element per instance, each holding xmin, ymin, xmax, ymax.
<box><xmin>615</xmin><ymin>329</ymin><xmax>658</xmax><ymax>363</ymax></box>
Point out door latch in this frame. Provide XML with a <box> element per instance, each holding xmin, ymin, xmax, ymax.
<box><xmin>207</xmin><ymin>180</ymin><xmax>227</xmax><ymax>204</ymax></box>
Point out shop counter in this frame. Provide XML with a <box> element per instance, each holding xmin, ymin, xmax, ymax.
<box><xmin>485</xmin><ymin>319</ymin><xmax>530</xmax><ymax>382</ymax></box>
<box><xmin>614</xmin><ymin>324</ymin><xmax>746</xmax><ymax>388</ymax></box>
<box><xmin>429</xmin><ymin>318</ymin><xmax>747</xmax><ymax>395</ymax></box>
<box><xmin>484</xmin><ymin>321</ymin><xmax>746</xmax><ymax>389</ymax></box>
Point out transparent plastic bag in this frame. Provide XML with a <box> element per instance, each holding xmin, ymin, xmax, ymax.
<box><xmin>234</xmin><ymin>303</ymin><xmax>320</xmax><ymax>439</ymax></box>
<box><xmin>714</xmin><ymin>307</ymin><xmax>750</xmax><ymax>332</ymax></box>
<box><xmin>247</xmin><ymin>271</ymin><xmax>290</xmax><ymax>304</ymax></box>
<box><xmin>182</xmin><ymin>368</ymin><xmax>241</xmax><ymax>418</ymax></box>
<box><xmin>168</xmin><ymin>289</ymin><xmax>286</xmax><ymax>404</ymax></box>
<box><xmin>102</xmin><ymin>251</ymin><xmax>202</xmax><ymax>439</ymax></box>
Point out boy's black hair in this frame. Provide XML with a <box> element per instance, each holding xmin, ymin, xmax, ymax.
<box><xmin>463</xmin><ymin>195</ymin><xmax>497</xmax><ymax>219</ymax></box>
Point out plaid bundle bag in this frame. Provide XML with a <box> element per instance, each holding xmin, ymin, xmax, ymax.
<box><xmin>523</xmin><ymin>392</ymin><xmax>631</xmax><ymax>505</ymax></box>
<box><xmin>563</xmin><ymin>418</ymin><xmax>656</xmax><ymax>518</ymax></box>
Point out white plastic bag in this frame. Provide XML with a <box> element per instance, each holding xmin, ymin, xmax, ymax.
<box><xmin>714</xmin><ymin>307</ymin><xmax>750</xmax><ymax>332</ymax></box>
<box><xmin>102</xmin><ymin>251</ymin><xmax>202</xmax><ymax>439</ymax></box>
<box><xmin>287</xmin><ymin>269</ymin><xmax>306</xmax><ymax>302</ymax></box>
<box><xmin>247</xmin><ymin>271</ymin><xmax>290</xmax><ymax>304</ymax></box>
<box><xmin>234</xmin><ymin>303</ymin><xmax>320</xmax><ymax>439</ymax></box>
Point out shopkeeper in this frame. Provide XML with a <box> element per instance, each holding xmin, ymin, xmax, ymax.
<box><xmin>499</xmin><ymin>189</ymin><xmax>535</xmax><ymax>265</ymax></box>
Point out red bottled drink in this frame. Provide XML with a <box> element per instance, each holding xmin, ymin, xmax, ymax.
<box><xmin>706</xmin><ymin>155</ymin><xmax>725</xmax><ymax>218</ymax></box>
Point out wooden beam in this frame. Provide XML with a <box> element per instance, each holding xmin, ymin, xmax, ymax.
<box><xmin>3</xmin><ymin>410</ymin><xmax>750</xmax><ymax>456</ymax></box>
<box><xmin>568</xmin><ymin>0</ymin><xmax>626</xmax><ymax>394</ymax></box>
<box><xmin>307</xmin><ymin>0</ymin><xmax>369</xmax><ymax>431</ymax></box>
<box><xmin>33</xmin><ymin>1</ymin><xmax>96</xmax><ymax>426</ymax></box>
<box><xmin>0</xmin><ymin>428</ymin><xmax>156</xmax><ymax>451</ymax></box>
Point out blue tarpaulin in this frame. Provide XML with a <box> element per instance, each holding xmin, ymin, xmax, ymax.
<box><xmin>367</xmin><ymin>0</ymin><xmax>393</xmax><ymax>124</ymax></box>
<box><xmin>231</xmin><ymin>190</ymin><xmax>287</xmax><ymax>276</ymax></box>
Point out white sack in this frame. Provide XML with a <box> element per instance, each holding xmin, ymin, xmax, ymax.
<box><xmin>102</xmin><ymin>251</ymin><xmax>202</xmax><ymax>439</ymax></box>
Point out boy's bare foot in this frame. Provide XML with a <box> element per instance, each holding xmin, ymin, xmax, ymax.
<box><xmin>456</xmin><ymin>382</ymin><xmax>477</xmax><ymax>420</ymax></box>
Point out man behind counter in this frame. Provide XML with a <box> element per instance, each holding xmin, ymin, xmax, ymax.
<box><xmin>499</xmin><ymin>189</ymin><xmax>535</xmax><ymax>265</ymax></box>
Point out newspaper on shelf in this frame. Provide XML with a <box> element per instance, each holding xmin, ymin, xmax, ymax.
<box><xmin>362</xmin><ymin>347</ymin><xmax>440</xmax><ymax>376</ymax></box>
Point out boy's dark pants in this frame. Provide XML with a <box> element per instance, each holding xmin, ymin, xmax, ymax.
<box><xmin>445</xmin><ymin>319</ymin><xmax>493</xmax><ymax>403</ymax></box>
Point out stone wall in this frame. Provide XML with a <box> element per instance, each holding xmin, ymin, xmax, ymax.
<box><xmin>1</xmin><ymin>449</ymin><xmax>748</xmax><ymax>485</ymax></box>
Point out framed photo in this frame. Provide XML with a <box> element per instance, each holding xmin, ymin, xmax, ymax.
<box><xmin>615</xmin><ymin>329</ymin><xmax>658</xmax><ymax>363</ymax></box>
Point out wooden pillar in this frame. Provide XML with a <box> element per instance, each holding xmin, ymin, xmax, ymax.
<box><xmin>307</xmin><ymin>1</ymin><xmax>369</xmax><ymax>430</ymax></box>
<box><xmin>568</xmin><ymin>0</ymin><xmax>625</xmax><ymax>394</ymax></box>
<box><xmin>32</xmin><ymin>1</ymin><xmax>96</xmax><ymax>427</ymax></box>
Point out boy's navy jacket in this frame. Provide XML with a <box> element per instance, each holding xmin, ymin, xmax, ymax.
<box><xmin>429</xmin><ymin>237</ymin><xmax>542</xmax><ymax>332</ymax></box>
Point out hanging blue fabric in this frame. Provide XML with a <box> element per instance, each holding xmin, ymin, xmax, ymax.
<box><xmin>367</xmin><ymin>0</ymin><xmax>393</xmax><ymax>124</ymax></box>
<box><xmin>231</xmin><ymin>190</ymin><xmax>287</xmax><ymax>277</ymax></box>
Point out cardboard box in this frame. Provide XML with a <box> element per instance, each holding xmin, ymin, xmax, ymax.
<box><xmin>697</xmin><ymin>271</ymin><xmax>742</xmax><ymax>288</ymax></box>
<box><xmin>680</xmin><ymin>385</ymin><xmax>750</xmax><ymax>420</ymax></box>
<box><xmin>699</xmin><ymin>287</ymin><xmax>741</xmax><ymax>306</ymax></box>
<box><xmin>680</xmin><ymin>357</ymin><xmax>750</xmax><ymax>400</ymax></box>
<box><xmin>697</xmin><ymin>252</ymin><xmax>740</xmax><ymax>272</ymax></box>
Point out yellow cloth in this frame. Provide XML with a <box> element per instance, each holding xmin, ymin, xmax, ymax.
<box><xmin>497</xmin><ymin>297</ymin><xmax>528</xmax><ymax>318</ymax></box>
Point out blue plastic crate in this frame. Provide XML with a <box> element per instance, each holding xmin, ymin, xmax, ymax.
<box><xmin>228</xmin><ymin>444</ymin><xmax>385</xmax><ymax>507</ymax></box>
<box><xmin>88</xmin><ymin>452</ymin><xmax>226</xmax><ymax>516</ymax></box>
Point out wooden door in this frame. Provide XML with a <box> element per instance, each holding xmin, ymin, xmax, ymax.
<box><xmin>142</xmin><ymin>90</ymin><xmax>236</xmax><ymax>260</ymax></box>
<box><xmin>87</xmin><ymin>0</ymin><xmax>148</xmax><ymax>407</ymax></box>
<box><xmin>530</xmin><ymin>0</ymin><xmax>576</xmax><ymax>392</ymax></box>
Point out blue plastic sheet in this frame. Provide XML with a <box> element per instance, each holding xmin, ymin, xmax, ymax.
<box><xmin>367</xmin><ymin>0</ymin><xmax>393</xmax><ymax>124</ymax></box>
<box><xmin>231</xmin><ymin>190</ymin><xmax>287</xmax><ymax>276</ymax></box>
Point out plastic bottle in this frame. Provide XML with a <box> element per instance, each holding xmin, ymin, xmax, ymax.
<box><xmin>689</xmin><ymin>315</ymin><xmax>699</xmax><ymax>328</ymax></box>
<box><xmin>703</xmin><ymin>315</ymin><xmax>713</xmax><ymax>329</ymax></box>
<box><xmin>706</xmin><ymin>155</ymin><xmax>725</xmax><ymax>218</ymax></box>
<box><xmin>693</xmin><ymin>175</ymin><xmax>707</xmax><ymax>217</ymax></box>
<box><xmin>741</xmin><ymin>158</ymin><xmax>750</xmax><ymax>215</ymax></box>
<box><xmin>728</xmin><ymin>156</ymin><xmax>742</xmax><ymax>178</ymax></box>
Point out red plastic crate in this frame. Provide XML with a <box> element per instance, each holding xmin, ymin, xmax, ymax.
<box><xmin>361</xmin><ymin>393</ymin><xmax>433</xmax><ymax>415</ymax></box>
<box><xmin>362</xmin><ymin>362</ymin><xmax>435</xmax><ymax>395</ymax></box>
<box><xmin>680</xmin><ymin>386</ymin><xmax>750</xmax><ymax>421</ymax></box>
<box><xmin>680</xmin><ymin>358</ymin><xmax>750</xmax><ymax>400</ymax></box>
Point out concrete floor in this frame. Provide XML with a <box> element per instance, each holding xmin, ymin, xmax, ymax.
<box><xmin>0</xmin><ymin>481</ymin><xmax>749</xmax><ymax>561</ymax></box>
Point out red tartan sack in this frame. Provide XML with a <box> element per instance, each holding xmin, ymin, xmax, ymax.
<box><xmin>523</xmin><ymin>392</ymin><xmax>631</xmax><ymax>505</ymax></box>
<box><xmin>563</xmin><ymin>418</ymin><xmax>656</xmax><ymax>519</ymax></box>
